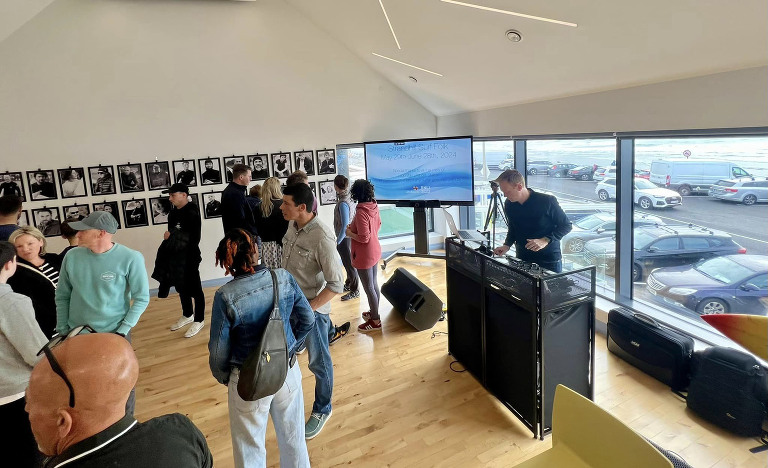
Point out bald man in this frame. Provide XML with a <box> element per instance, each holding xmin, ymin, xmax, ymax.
<box><xmin>26</xmin><ymin>333</ymin><xmax>213</xmax><ymax>467</ymax></box>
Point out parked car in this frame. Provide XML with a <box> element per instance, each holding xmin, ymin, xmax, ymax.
<box><xmin>527</xmin><ymin>160</ymin><xmax>553</xmax><ymax>175</ymax></box>
<box><xmin>567</xmin><ymin>166</ymin><xmax>596</xmax><ymax>181</ymax></box>
<box><xmin>559</xmin><ymin>203</ymin><xmax>613</xmax><ymax>222</ymax></box>
<box><xmin>595</xmin><ymin>178</ymin><xmax>682</xmax><ymax>209</ymax></box>
<box><xmin>649</xmin><ymin>159</ymin><xmax>751</xmax><ymax>196</ymax></box>
<box><xmin>561</xmin><ymin>212</ymin><xmax>664</xmax><ymax>254</ymax></box>
<box><xmin>646</xmin><ymin>255</ymin><xmax>768</xmax><ymax>315</ymax></box>
<box><xmin>498</xmin><ymin>158</ymin><xmax>515</xmax><ymax>171</ymax></box>
<box><xmin>634</xmin><ymin>169</ymin><xmax>651</xmax><ymax>179</ymax></box>
<box><xmin>549</xmin><ymin>163</ymin><xmax>579</xmax><ymax>178</ymax></box>
<box><xmin>581</xmin><ymin>224</ymin><xmax>746</xmax><ymax>281</ymax></box>
<box><xmin>593</xmin><ymin>166</ymin><xmax>616</xmax><ymax>181</ymax></box>
<box><xmin>708</xmin><ymin>177</ymin><xmax>768</xmax><ymax>205</ymax></box>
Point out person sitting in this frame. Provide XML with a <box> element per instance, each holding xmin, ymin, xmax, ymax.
<box><xmin>26</xmin><ymin>331</ymin><xmax>213</xmax><ymax>467</ymax></box>
<box><xmin>8</xmin><ymin>226</ymin><xmax>60</xmax><ymax>338</ymax></box>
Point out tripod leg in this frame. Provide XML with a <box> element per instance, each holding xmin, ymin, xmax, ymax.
<box><xmin>484</xmin><ymin>194</ymin><xmax>495</xmax><ymax>231</ymax></box>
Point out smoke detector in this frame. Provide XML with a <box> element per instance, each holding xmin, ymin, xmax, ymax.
<box><xmin>506</xmin><ymin>29</ymin><xmax>522</xmax><ymax>42</ymax></box>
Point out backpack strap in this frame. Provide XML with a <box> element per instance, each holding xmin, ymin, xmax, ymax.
<box><xmin>268</xmin><ymin>269</ymin><xmax>280</xmax><ymax>320</ymax></box>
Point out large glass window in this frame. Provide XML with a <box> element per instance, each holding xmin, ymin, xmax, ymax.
<box><xmin>472</xmin><ymin>139</ymin><xmax>514</xmax><ymax>244</ymax></box>
<box><xmin>634</xmin><ymin>136</ymin><xmax>768</xmax><ymax>322</ymax></box>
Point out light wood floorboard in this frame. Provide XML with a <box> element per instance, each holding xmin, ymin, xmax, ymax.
<box><xmin>131</xmin><ymin>257</ymin><xmax>767</xmax><ymax>467</ymax></box>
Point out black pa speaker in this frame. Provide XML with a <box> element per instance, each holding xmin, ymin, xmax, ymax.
<box><xmin>381</xmin><ymin>267</ymin><xmax>442</xmax><ymax>331</ymax></box>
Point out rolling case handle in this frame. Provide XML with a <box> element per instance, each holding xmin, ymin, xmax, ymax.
<box><xmin>632</xmin><ymin>312</ymin><xmax>660</xmax><ymax>329</ymax></box>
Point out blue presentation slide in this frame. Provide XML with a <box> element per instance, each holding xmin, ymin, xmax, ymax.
<box><xmin>365</xmin><ymin>138</ymin><xmax>473</xmax><ymax>203</ymax></box>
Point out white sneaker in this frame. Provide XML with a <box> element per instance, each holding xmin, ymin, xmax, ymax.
<box><xmin>184</xmin><ymin>321</ymin><xmax>205</xmax><ymax>338</ymax></box>
<box><xmin>170</xmin><ymin>316</ymin><xmax>193</xmax><ymax>331</ymax></box>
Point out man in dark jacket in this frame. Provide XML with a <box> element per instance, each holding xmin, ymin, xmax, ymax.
<box><xmin>221</xmin><ymin>164</ymin><xmax>260</xmax><ymax>245</ymax></box>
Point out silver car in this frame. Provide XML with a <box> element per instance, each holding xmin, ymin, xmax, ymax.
<box><xmin>708</xmin><ymin>177</ymin><xmax>768</xmax><ymax>205</ymax></box>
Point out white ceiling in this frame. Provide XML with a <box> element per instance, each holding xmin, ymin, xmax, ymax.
<box><xmin>286</xmin><ymin>0</ymin><xmax>768</xmax><ymax>116</ymax></box>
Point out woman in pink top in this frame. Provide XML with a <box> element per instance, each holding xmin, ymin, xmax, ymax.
<box><xmin>345</xmin><ymin>179</ymin><xmax>383</xmax><ymax>332</ymax></box>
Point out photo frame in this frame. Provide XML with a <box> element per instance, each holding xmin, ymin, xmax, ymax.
<box><xmin>198</xmin><ymin>157</ymin><xmax>223</xmax><ymax>185</ymax></box>
<box><xmin>223</xmin><ymin>156</ymin><xmax>246</xmax><ymax>183</ymax></box>
<box><xmin>0</xmin><ymin>171</ymin><xmax>26</xmax><ymax>201</ymax></box>
<box><xmin>122</xmin><ymin>199</ymin><xmax>149</xmax><ymax>228</ymax></box>
<box><xmin>144</xmin><ymin>161</ymin><xmax>172</xmax><ymax>191</ymax></box>
<box><xmin>88</xmin><ymin>165</ymin><xmax>117</xmax><ymax>196</ymax></box>
<box><xmin>318</xmin><ymin>180</ymin><xmax>337</xmax><ymax>206</ymax></box>
<box><xmin>309</xmin><ymin>181</ymin><xmax>317</xmax><ymax>197</ymax></box>
<box><xmin>26</xmin><ymin>170</ymin><xmax>58</xmax><ymax>200</ymax></box>
<box><xmin>92</xmin><ymin>201</ymin><xmax>121</xmax><ymax>229</ymax></box>
<box><xmin>189</xmin><ymin>193</ymin><xmax>200</xmax><ymax>216</ymax></box>
<box><xmin>248</xmin><ymin>154</ymin><xmax>270</xmax><ymax>180</ymax></box>
<box><xmin>31</xmin><ymin>206</ymin><xmax>61</xmax><ymax>237</ymax></box>
<box><xmin>149</xmin><ymin>196</ymin><xmax>172</xmax><ymax>225</ymax></box>
<box><xmin>18</xmin><ymin>210</ymin><xmax>30</xmax><ymax>227</ymax></box>
<box><xmin>202</xmin><ymin>192</ymin><xmax>223</xmax><ymax>219</ymax></box>
<box><xmin>172</xmin><ymin>159</ymin><xmax>197</xmax><ymax>187</ymax></box>
<box><xmin>294</xmin><ymin>150</ymin><xmax>315</xmax><ymax>176</ymax></box>
<box><xmin>317</xmin><ymin>149</ymin><xmax>337</xmax><ymax>175</ymax></box>
<box><xmin>62</xmin><ymin>204</ymin><xmax>90</xmax><ymax>222</ymax></box>
<box><xmin>117</xmin><ymin>163</ymin><xmax>145</xmax><ymax>193</ymax></box>
<box><xmin>57</xmin><ymin>167</ymin><xmax>88</xmax><ymax>199</ymax></box>
<box><xmin>271</xmin><ymin>152</ymin><xmax>292</xmax><ymax>178</ymax></box>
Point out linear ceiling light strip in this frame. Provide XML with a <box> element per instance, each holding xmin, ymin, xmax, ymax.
<box><xmin>371</xmin><ymin>53</ymin><xmax>443</xmax><ymax>76</ymax></box>
<box><xmin>440</xmin><ymin>0</ymin><xmax>577</xmax><ymax>28</ymax></box>
<box><xmin>379</xmin><ymin>0</ymin><xmax>402</xmax><ymax>49</ymax></box>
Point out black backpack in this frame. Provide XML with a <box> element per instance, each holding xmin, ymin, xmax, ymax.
<box><xmin>237</xmin><ymin>270</ymin><xmax>289</xmax><ymax>401</ymax></box>
<box><xmin>687</xmin><ymin>346</ymin><xmax>768</xmax><ymax>437</ymax></box>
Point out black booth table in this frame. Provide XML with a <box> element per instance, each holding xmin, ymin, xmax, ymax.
<box><xmin>445</xmin><ymin>237</ymin><xmax>596</xmax><ymax>439</ymax></box>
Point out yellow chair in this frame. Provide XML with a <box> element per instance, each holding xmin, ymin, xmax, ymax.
<box><xmin>514</xmin><ymin>385</ymin><xmax>673</xmax><ymax>468</ymax></box>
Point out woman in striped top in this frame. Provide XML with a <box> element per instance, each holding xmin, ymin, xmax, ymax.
<box><xmin>8</xmin><ymin>227</ymin><xmax>61</xmax><ymax>338</ymax></box>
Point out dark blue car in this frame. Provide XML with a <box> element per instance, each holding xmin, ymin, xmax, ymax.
<box><xmin>646</xmin><ymin>255</ymin><xmax>768</xmax><ymax>315</ymax></box>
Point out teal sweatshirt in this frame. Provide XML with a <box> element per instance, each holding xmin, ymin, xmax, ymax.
<box><xmin>55</xmin><ymin>244</ymin><xmax>150</xmax><ymax>335</ymax></box>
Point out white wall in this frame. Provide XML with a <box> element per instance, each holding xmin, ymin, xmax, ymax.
<box><xmin>0</xmin><ymin>0</ymin><xmax>436</xmax><ymax>285</ymax></box>
<box><xmin>437</xmin><ymin>67</ymin><xmax>768</xmax><ymax>136</ymax></box>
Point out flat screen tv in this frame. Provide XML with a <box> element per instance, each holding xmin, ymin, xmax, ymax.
<box><xmin>364</xmin><ymin>135</ymin><xmax>474</xmax><ymax>205</ymax></box>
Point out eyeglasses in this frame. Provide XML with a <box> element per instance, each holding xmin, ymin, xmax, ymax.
<box><xmin>36</xmin><ymin>325</ymin><xmax>96</xmax><ymax>408</ymax></box>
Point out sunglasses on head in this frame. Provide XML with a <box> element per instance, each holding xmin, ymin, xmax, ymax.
<box><xmin>36</xmin><ymin>325</ymin><xmax>96</xmax><ymax>408</ymax></box>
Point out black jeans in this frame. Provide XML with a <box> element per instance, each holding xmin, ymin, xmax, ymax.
<box><xmin>337</xmin><ymin>238</ymin><xmax>359</xmax><ymax>293</ymax></box>
<box><xmin>176</xmin><ymin>264</ymin><xmax>205</xmax><ymax>322</ymax></box>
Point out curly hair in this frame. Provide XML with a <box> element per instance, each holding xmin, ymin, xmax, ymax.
<box><xmin>350</xmin><ymin>179</ymin><xmax>375</xmax><ymax>203</ymax></box>
<box><xmin>215</xmin><ymin>229</ymin><xmax>258</xmax><ymax>277</ymax></box>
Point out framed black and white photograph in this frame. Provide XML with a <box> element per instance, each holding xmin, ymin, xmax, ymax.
<box><xmin>202</xmin><ymin>192</ymin><xmax>223</xmax><ymax>219</ymax></box>
<box><xmin>317</xmin><ymin>149</ymin><xmax>336</xmax><ymax>175</ymax></box>
<box><xmin>145</xmin><ymin>161</ymin><xmax>172</xmax><ymax>191</ymax></box>
<box><xmin>294</xmin><ymin>150</ymin><xmax>315</xmax><ymax>176</ymax></box>
<box><xmin>57</xmin><ymin>167</ymin><xmax>88</xmax><ymax>198</ymax></box>
<box><xmin>309</xmin><ymin>181</ymin><xmax>317</xmax><ymax>197</ymax></box>
<box><xmin>88</xmin><ymin>166</ymin><xmax>117</xmax><ymax>196</ymax></box>
<box><xmin>18</xmin><ymin>210</ymin><xmax>30</xmax><ymax>227</ymax></box>
<box><xmin>0</xmin><ymin>172</ymin><xmax>26</xmax><ymax>201</ymax></box>
<box><xmin>189</xmin><ymin>193</ymin><xmax>201</xmax><ymax>217</ymax></box>
<box><xmin>318</xmin><ymin>180</ymin><xmax>337</xmax><ymax>206</ymax></box>
<box><xmin>26</xmin><ymin>170</ymin><xmax>58</xmax><ymax>200</ymax></box>
<box><xmin>271</xmin><ymin>152</ymin><xmax>292</xmax><ymax>178</ymax></box>
<box><xmin>92</xmin><ymin>201</ymin><xmax>121</xmax><ymax>229</ymax></box>
<box><xmin>62</xmin><ymin>204</ymin><xmax>90</xmax><ymax>222</ymax></box>
<box><xmin>117</xmin><ymin>163</ymin><xmax>145</xmax><ymax>193</ymax></box>
<box><xmin>122</xmin><ymin>199</ymin><xmax>149</xmax><ymax>228</ymax></box>
<box><xmin>149</xmin><ymin>196</ymin><xmax>172</xmax><ymax>225</ymax></box>
<box><xmin>31</xmin><ymin>206</ymin><xmax>61</xmax><ymax>237</ymax></box>
<box><xmin>198</xmin><ymin>157</ymin><xmax>222</xmax><ymax>185</ymax></box>
<box><xmin>223</xmin><ymin>156</ymin><xmax>246</xmax><ymax>183</ymax></box>
<box><xmin>248</xmin><ymin>154</ymin><xmax>270</xmax><ymax>180</ymax></box>
<box><xmin>172</xmin><ymin>159</ymin><xmax>197</xmax><ymax>187</ymax></box>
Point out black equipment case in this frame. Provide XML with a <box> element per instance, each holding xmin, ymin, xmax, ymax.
<box><xmin>607</xmin><ymin>308</ymin><xmax>694</xmax><ymax>391</ymax></box>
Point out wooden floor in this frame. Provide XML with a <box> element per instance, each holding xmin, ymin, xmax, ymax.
<box><xmin>132</xmin><ymin>257</ymin><xmax>767</xmax><ymax>467</ymax></box>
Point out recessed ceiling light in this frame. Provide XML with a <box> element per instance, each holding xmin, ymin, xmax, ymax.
<box><xmin>379</xmin><ymin>0</ymin><xmax>402</xmax><ymax>50</ymax></box>
<box><xmin>440</xmin><ymin>0</ymin><xmax>577</xmax><ymax>28</ymax></box>
<box><xmin>372</xmin><ymin>53</ymin><xmax>443</xmax><ymax>77</ymax></box>
<box><xmin>506</xmin><ymin>29</ymin><xmax>522</xmax><ymax>42</ymax></box>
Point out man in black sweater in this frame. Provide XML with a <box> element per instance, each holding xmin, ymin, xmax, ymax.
<box><xmin>492</xmin><ymin>169</ymin><xmax>572</xmax><ymax>272</ymax></box>
<box><xmin>221</xmin><ymin>164</ymin><xmax>260</xmax><ymax>247</ymax></box>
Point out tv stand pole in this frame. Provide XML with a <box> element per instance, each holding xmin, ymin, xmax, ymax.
<box><xmin>381</xmin><ymin>202</ymin><xmax>445</xmax><ymax>270</ymax></box>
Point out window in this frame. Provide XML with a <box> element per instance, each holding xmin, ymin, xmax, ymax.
<box><xmin>651</xmin><ymin>238</ymin><xmax>680</xmax><ymax>251</ymax></box>
<box><xmin>681</xmin><ymin>237</ymin><xmax>710</xmax><ymax>250</ymax></box>
<box><xmin>472</xmin><ymin>139</ymin><xmax>514</xmax><ymax>244</ymax></box>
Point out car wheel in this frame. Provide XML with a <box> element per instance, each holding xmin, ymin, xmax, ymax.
<box><xmin>678</xmin><ymin>185</ymin><xmax>692</xmax><ymax>197</ymax></box>
<box><xmin>697</xmin><ymin>298</ymin><xmax>728</xmax><ymax>315</ymax></box>
<box><xmin>632</xmin><ymin>264</ymin><xmax>642</xmax><ymax>282</ymax></box>
<box><xmin>598</xmin><ymin>189</ymin><xmax>610</xmax><ymax>201</ymax></box>
<box><xmin>743</xmin><ymin>194</ymin><xmax>757</xmax><ymax>205</ymax></box>
<box><xmin>566</xmin><ymin>238</ymin><xmax>584</xmax><ymax>253</ymax></box>
<box><xmin>554</xmin><ymin>172</ymin><xmax>562</xmax><ymax>178</ymax></box>
<box><xmin>580</xmin><ymin>174</ymin><xmax>590</xmax><ymax>181</ymax></box>
<box><xmin>529</xmin><ymin>168</ymin><xmax>537</xmax><ymax>175</ymax></box>
<box><xmin>638</xmin><ymin>197</ymin><xmax>653</xmax><ymax>210</ymax></box>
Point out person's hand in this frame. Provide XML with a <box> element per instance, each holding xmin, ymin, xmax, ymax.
<box><xmin>525</xmin><ymin>238</ymin><xmax>549</xmax><ymax>252</ymax></box>
<box><xmin>163</xmin><ymin>231</ymin><xmax>170</xmax><ymax>240</ymax></box>
<box><xmin>493</xmin><ymin>245</ymin><xmax>510</xmax><ymax>256</ymax></box>
<box><xmin>345</xmin><ymin>226</ymin><xmax>353</xmax><ymax>237</ymax></box>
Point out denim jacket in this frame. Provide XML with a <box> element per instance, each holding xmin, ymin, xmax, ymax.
<box><xmin>208</xmin><ymin>266</ymin><xmax>315</xmax><ymax>385</ymax></box>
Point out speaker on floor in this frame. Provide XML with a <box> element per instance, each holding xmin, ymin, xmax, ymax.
<box><xmin>381</xmin><ymin>267</ymin><xmax>442</xmax><ymax>331</ymax></box>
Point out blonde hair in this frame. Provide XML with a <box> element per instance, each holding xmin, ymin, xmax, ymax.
<box><xmin>9</xmin><ymin>226</ymin><xmax>48</xmax><ymax>255</ymax></box>
<box><xmin>494</xmin><ymin>169</ymin><xmax>525</xmax><ymax>186</ymax></box>
<box><xmin>260</xmin><ymin>177</ymin><xmax>283</xmax><ymax>217</ymax></box>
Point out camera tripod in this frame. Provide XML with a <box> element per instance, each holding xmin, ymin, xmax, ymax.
<box><xmin>484</xmin><ymin>184</ymin><xmax>508</xmax><ymax>249</ymax></box>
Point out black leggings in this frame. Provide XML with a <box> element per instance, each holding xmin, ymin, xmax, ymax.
<box><xmin>337</xmin><ymin>238</ymin><xmax>359</xmax><ymax>293</ymax></box>
<box><xmin>357</xmin><ymin>265</ymin><xmax>381</xmax><ymax>321</ymax></box>
<box><xmin>177</xmin><ymin>266</ymin><xmax>205</xmax><ymax>322</ymax></box>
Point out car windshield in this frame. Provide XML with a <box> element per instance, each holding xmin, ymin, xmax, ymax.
<box><xmin>633</xmin><ymin>231</ymin><xmax>658</xmax><ymax>249</ymax></box>
<box><xmin>574</xmin><ymin>215</ymin><xmax>605</xmax><ymax>230</ymax></box>
<box><xmin>634</xmin><ymin>179</ymin><xmax>657</xmax><ymax>189</ymax></box>
<box><xmin>694</xmin><ymin>256</ymin><xmax>755</xmax><ymax>284</ymax></box>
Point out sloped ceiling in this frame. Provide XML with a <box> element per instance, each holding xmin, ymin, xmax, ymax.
<box><xmin>0</xmin><ymin>0</ymin><xmax>55</xmax><ymax>43</ymax></box>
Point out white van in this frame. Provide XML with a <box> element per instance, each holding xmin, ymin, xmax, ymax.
<box><xmin>649</xmin><ymin>159</ymin><xmax>751</xmax><ymax>196</ymax></box>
